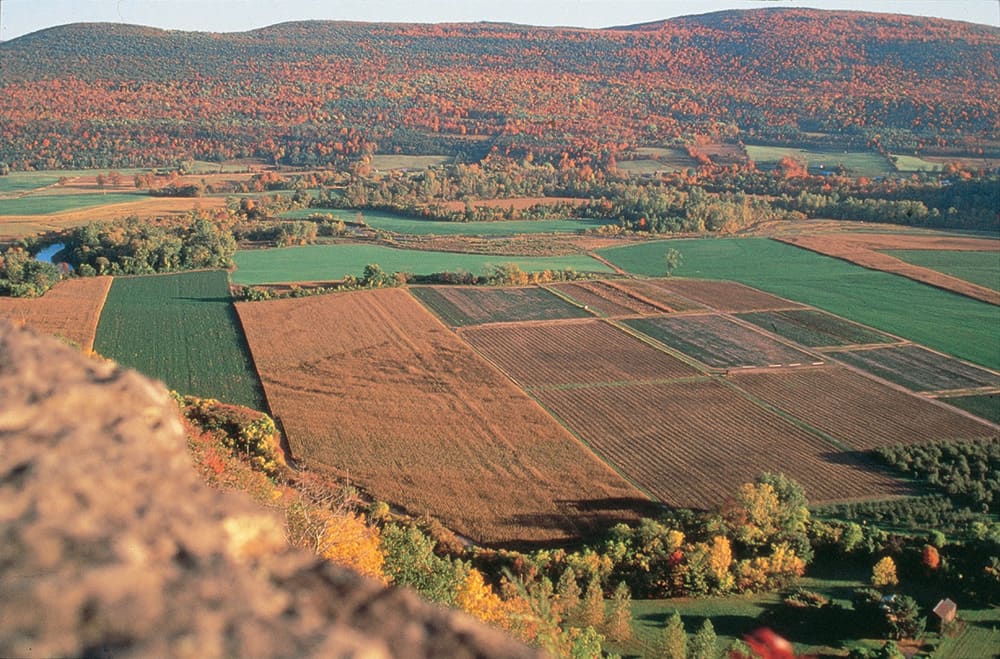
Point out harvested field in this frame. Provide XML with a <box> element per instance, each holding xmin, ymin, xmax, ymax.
<box><xmin>410</xmin><ymin>285</ymin><xmax>589</xmax><ymax>326</ymax></box>
<box><xmin>236</xmin><ymin>289</ymin><xmax>648</xmax><ymax>545</ymax></box>
<box><xmin>730</xmin><ymin>366</ymin><xmax>998</xmax><ymax>450</ymax></box>
<box><xmin>533</xmin><ymin>379</ymin><xmax>909</xmax><ymax>509</ymax></box>
<box><xmin>650</xmin><ymin>278</ymin><xmax>803</xmax><ymax>312</ymax></box>
<box><xmin>828</xmin><ymin>345</ymin><xmax>1000</xmax><ymax>393</ymax></box>
<box><xmin>623</xmin><ymin>314</ymin><xmax>817</xmax><ymax>369</ymax></box>
<box><xmin>461</xmin><ymin>319</ymin><xmax>702</xmax><ymax>388</ymax></box>
<box><xmin>778</xmin><ymin>233</ymin><xmax>1000</xmax><ymax>305</ymax></box>
<box><xmin>547</xmin><ymin>280</ymin><xmax>673</xmax><ymax>316</ymax></box>
<box><xmin>608</xmin><ymin>279</ymin><xmax>706</xmax><ymax>312</ymax></box>
<box><xmin>0</xmin><ymin>276</ymin><xmax>112</xmax><ymax>351</ymax></box>
<box><xmin>737</xmin><ymin>309</ymin><xmax>897</xmax><ymax>348</ymax></box>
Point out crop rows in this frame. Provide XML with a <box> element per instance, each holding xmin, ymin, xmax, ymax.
<box><xmin>547</xmin><ymin>280</ymin><xmax>671</xmax><ymax>316</ymax></box>
<box><xmin>650</xmin><ymin>278</ymin><xmax>802</xmax><ymax>312</ymax></box>
<box><xmin>737</xmin><ymin>309</ymin><xmax>897</xmax><ymax>347</ymax></box>
<box><xmin>533</xmin><ymin>379</ymin><xmax>908</xmax><ymax>509</ymax></box>
<box><xmin>236</xmin><ymin>288</ymin><xmax>646</xmax><ymax>544</ymax></box>
<box><xmin>94</xmin><ymin>270</ymin><xmax>265</xmax><ymax>410</ymax></box>
<box><xmin>461</xmin><ymin>319</ymin><xmax>701</xmax><ymax>388</ymax></box>
<box><xmin>623</xmin><ymin>314</ymin><xmax>817</xmax><ymax>369</ymax></box>
<box><xmin>828</xmin><ymin>344</ymin><xmax>1000</xmax><ymax>393</ymax></box>
<box><xmin>729</xmin><ymin>366</ymin><xmax>998</xmax><ymax>450</ymax></box>
<box><xmin>410</xmin><ymin>285</ymin><xmax>590</xmax><ymax>326</ymax></box>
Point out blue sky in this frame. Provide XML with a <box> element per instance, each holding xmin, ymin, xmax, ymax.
<box><xmin>1</xmin><ymin>0</ymin><xmax>997</xmax><ymax>40</ymax></box>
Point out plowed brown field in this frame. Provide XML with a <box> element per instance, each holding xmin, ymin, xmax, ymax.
<box><xmin>778</xmin><ymin>233</ymin><xmax>1000</xmax><ymax>305</ymax></box>
<box><xmin>461</xmin><ymin>319</ymin><xmax>702</xmax><ymax>387</ymax></box>
<box><xmin>650</xmin><ymin>278</ymin><xmax>804</xmax><ymax>312</ymax></box>
<box><xmin>730</xmin><ymin>366</ymin><xmax>998</xmax><ymax>450</ymax></box>
<box><xmin>0</xmin><ymin>276</ymin><xmax>112</xmax><ymax>351</ymax></box>
<box><xmin>533</xmin><ymin>379</ymin><xmax>908</xmax><ymax>508</ymax></box>
<box><xmin>236</xmin><ymin>289</ymin><xmax>648</xmax><ymax>544</ymax></box>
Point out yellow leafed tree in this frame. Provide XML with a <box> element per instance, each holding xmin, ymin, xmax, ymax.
<box><xmin>456</xmin><ymin>568</ymin><xmax>509</xmax><ymax>627</ymax></box>
<box><xmin>317</xmin><ymin>511</ymin><xmax>387</xmax><ymax>584</ymax></box>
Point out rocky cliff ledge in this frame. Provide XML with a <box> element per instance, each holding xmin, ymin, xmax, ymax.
<box><xmin>0</xmin><ymin>323</ymin><xmax>538</xmax><ymax>658</ymax></box>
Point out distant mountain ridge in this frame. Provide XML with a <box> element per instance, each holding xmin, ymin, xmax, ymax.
<box><xmin>2</xmin><ymin>8</ymin><xmax>997</xmax><ymax>170</ymax></box>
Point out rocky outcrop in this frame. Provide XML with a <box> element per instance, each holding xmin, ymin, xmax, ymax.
<box><xmin>0</xmin><ymin>322</ymin><xmax>538</xmax><ymax>658</ymax></box>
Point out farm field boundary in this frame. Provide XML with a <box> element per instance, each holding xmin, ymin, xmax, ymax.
<box><xmin>236</xmin><ymin>288</ymin><xmax>649</xmax><ymax>545</ymax></box>
<box><xmin>883</xmin><ymin>249</ymin><xmax>1000</xmax><ymax>292</ymax></box>
<box><xmin>93</xmin><ymin>270</ymin><xmax>265</xmax><ymax>410</ymax></box>
<box><xmin>598</xmin><ymin>238</ymin><xmax>1000</xmax><ymax>370</ymax></box>
<box><xmin>0</xmin><ymin>276</ymin><xmax>112</xmax><ymax>352</ymax></box>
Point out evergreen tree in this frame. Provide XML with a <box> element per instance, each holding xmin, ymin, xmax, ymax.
<box><xmin>689</xmin><ymin>619</ymin><xmax>718</xmax><ymax>659</ymax></box>
<box><xmin>578</xmin><ymin>573</ymin><xmax>605</xmax><ymax>629</ymax></box>
<box><xmin>651</xmin><ymin>610</ymin><xmax>686</xmax><ymax>659</ymax></box>
<box><xmin>556</xmin><ymin>566</ymin><xmax>582</xmax><ymax>623</ymax></box>
<box><xmin>605</xmin><ymin>581</ymin><xmax>633</xmax><ymax>642</ymax></box>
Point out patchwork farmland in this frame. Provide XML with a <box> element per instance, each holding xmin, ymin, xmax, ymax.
<box><xmin>236</xmin><ymin>288</ymin><xmax>647</xmax><ymax>545</ymax></box>
<box><xmin>827</xmin><ymin>344</ymin><xmax>1000</xmax><ymax>393</ymax></box>
<box><xmin>461</xmin><ymin>319</ymin><xmax>701</xmax><ymax>388</ymax></box>
<box><xmin>410</xmin><ymin>285</ymin><xmax>589</xmax><ymax>326</ymax></box>
<box><xmin>546</xmin><ymin>280</ymin><xmax>674</xmax><ymax>316</ymax></box>
<box><xmin>533</xmin><ymin>379</ymin><xmax>908</xmax><ymax>509</ymax></box>
<box><xmin>622</xmin><ymin>314</ymin><xmax>819</xmax><ymax>370</ymax></box>
<box><xmin>729</xmin><ymin>366</ymin><xmax>998</xmax><ymax>450</ymax></box>
<box><xmin>736</xmin><ymin>309</ymin><xmax>898</xmax><ymax>348</ymax></box>
<box><xmin>649</xmin><ymin>278</ymin><xmax>803</xmax><ymax>313</ymax></box>
<box><xmin>0</xmin><ymin>276</ymin><xmax>112</xmax><ymax>352</ymax></box>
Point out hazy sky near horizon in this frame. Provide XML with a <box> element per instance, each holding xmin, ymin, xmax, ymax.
<box><xmin>1</xmin><ymin>0</ymin><xmax>997</xmax><ymax>41</ymax></box>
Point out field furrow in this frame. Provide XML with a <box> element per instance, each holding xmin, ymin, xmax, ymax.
<box><xmin>534</xmin><ymin>379</ymin><xmax>908</xmax><ymax>509</ymax></box>
<box><xmin>461</xmin><ymin>319</ymin><xmax>701</xmax><ymax>387</ymax></box>
<box><xmin>410</xmin><ymin>285</ymin><xmax>589</xmax><ymax>326</ymax></box>
<box><xmin>0</xmin><ymin>275</ymin><xmax>112</xmax><ymax>352</ymax></box>
<box><xmin>828</xmin><ymin>344</ymin><xmax>1000</xmax><ymax>393</ymax></box>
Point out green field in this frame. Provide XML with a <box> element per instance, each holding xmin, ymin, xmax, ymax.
<box><xmin>232</xmin><ymin>243</ymin><xmax>613</xmax><ymax>285</ymax></box>
<box><xmin>0</xmin><ymin>192</ymin><xmax>143</xmax><ymax>215</ymax></box>
<box><xmin>599</xmin><ymin>238</ymin><xmax>1000</xmax><ymax>370</ymax></box>
<box><xmin>737</xmin><ymin>309</ymin><xmax>897</xmax><ymax>348</ymax></box>
<box><xmin>890</xmin><ymin>154</ymin><xmax>943</xmax><ymax>172</ymax></box>
<box><xmin>280</xmin><ymin>208</ymin><xmax>608</xmax><ymax>236</ymax></box>
<box><xmin>744</xmin><ymin>145</ymin><xmax>893</xmax><ymax>177</ymax></box>
<box><xmin>942</xmin><ymin>393</ymin><xmax>1000</xmax><ymax>424</ymax></box>
<box><xmin>411</xmin><ymin>285</ymin><xmax>590</xmax><ymax>326</ymax></box>
<box><xmin>94</xmin><ymin>270</ymin><xmax>265</xmax><ymax>410</ymax></box>
<box><xmin>884</xmin><ymin>249</ymin><xmax>1000</xmax><ymax>291</ymax></box>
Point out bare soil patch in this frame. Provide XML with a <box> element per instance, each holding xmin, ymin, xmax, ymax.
<box><xmin>533</xmin><ymin>379</ymin><xmax>908</xmax><ymax>509</ymax></box>
<box><xmin>778</xmin><ymin>233</ymin><xmax>1000</xmax><ymax>305</ymax></box>
<box><xmin>236</xmin><ymin>289</ymin><xmax>647</xmax><ymax>544</ymax></box>
<box><xmin>548</xmin><ymin>280</ymin><xmax>674</xmax><ymax>316</ymax></box>
<box><xmin>0</xmin><ymin>276</ymin><xmax>112</xmax><ymax>351</ymax></box>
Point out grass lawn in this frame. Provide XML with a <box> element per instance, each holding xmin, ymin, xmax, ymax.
<box><xmin>94</xmin><ymin>270</ymin><xmax>265</xmax><ymax>410</ymax></box>
<box><xmin>745</xmin><ymin>145</ymin><xmax>893</xmax><ymax>177</ymax></box>
<box><xmin>599</xmin><ymin>238</ymin><xmax>1000</xmax><ymax>370</ymax></box>
<box><xmin>884</xmin><ymin>249</ymin><xmax>1000</xmax><ymax>292</ymax></box>
<box><xmin>232</xmin><ymin>243</ymin><xmax>613</xmax><ymax>284</ymax></box>
<box><xmin>279</xmin><ymin>208</ymin><xmax>608</xmax><ymax>236</ymax></box>
<box><xmin>891</xmin><ymin>154</ymin><xmax>944</xmax><ymax>172</ymax></box>
<box><xmin>0</xmin><ymin>192</ymin><xmax>143</xmax><ymax>215</ymax></box>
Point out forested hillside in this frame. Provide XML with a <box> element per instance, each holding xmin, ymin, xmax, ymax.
<box><xmin>1</xmin><ymin>9</ymin><xmax>998</xmax><ymax>170</ymax></box>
